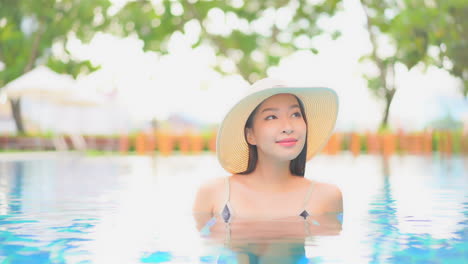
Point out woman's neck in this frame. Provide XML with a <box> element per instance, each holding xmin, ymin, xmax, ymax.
<box><xmin>244</xmin><ymin>154</ymin><xmax>295</xmax><ymax>192</ymax></box>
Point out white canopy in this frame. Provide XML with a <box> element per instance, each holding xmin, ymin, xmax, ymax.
<box><xmin>1</xmin><ymin>66</ymin><xmax>131</xmax><ymax>135</ymax></box>
<box><xmin>3</xmin><ymin>66</ymin><xmax>75</xmax><ymax>101</ymax></box>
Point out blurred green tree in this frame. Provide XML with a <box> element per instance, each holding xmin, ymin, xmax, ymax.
<box><xmin>359</xmin><ymin>0</ymin><xmax>467</xmax><ymax>129</ymax></box>
<box><xmin>0</xmin><ymin>0</ymin><xmax>111</xmax><ymax>133</ymax></box>
<box><xmin>390</xmin><ymin>0</ymin><xmax>467</xmax><ymax>98</ymax></box>
<box><xmin>110</xmin><ymin>0</ymin><xmax>341</xmax><ymax>82</ymax></box>
<box><xmin>358</xmin><ymin>0</ymin><xmax>399</xmax><ymax>130</ymax></box>
<box><xmin>0</xmin><ymin>0</ymin><xmax>342</xmax><ymax>133</ymax></box>
<box><xmin>2</xmin><ymin>0</ymin><xmax>465</xmax><ymax>134</ymax></box>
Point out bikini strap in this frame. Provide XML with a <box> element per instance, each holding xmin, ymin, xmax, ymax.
<box><xmin>224</xmin><ymin>177</ymin><xmax>231</xmax><ymax>205</ymax></box>
<box><xmin>224</xmin><ymin>222</ymin><xmax>231</xmax><ymax>246</ymax></box>
<box><xmin>224</xmin><ymin>177</ymin><xmax>232</xmax><ymax>244</ymax></box>
<box><xmin>302</xmin><ymin>181</ymin><xmax>314</xmax><ymax>211</ymax></box>
<box><xmin>221</xmin><ymin>177</ymin><xmax>233</xmax><ymax>223</ymax></box>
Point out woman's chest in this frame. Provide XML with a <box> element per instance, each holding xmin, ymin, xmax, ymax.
<box><xmin>225</xmin><ymin>188</ymin><xmax>317</xmax><ymax>219</ymax></box>
<box><xmin>232</xmin><ymin>195</ymin><xmax>302</xmax><ymax>219</ymax></box>
<box><xmin>212</xmin><ymin>180</ymin><xmax>328</xmax><ymax>219</ymax></box>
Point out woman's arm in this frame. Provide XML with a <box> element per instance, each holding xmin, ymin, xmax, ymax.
<box><xmin>325</xmin><ymin>184</ymin><xmax>343</xmax><ymax>213</ymax></box>
<box><xmin>192</xmin><ymin>182</ymin><xmax>215</xmax><ymax>231</ymax></box>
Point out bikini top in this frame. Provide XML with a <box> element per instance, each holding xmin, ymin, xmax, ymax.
<box><xmin>199</xmin><ymin>178</ymin><xmax>322</xmax><ymax>243</ymax></box>
<box><xmin>220</xmin><ymin>177</ymin><xmax>315</xmax><ymax>223</ymax></box>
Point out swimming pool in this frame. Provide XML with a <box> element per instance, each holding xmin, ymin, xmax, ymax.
<box><xmin>0</xmin><ymin>153</ymin><xmax>466</xmax><ymax>263</ymax></box>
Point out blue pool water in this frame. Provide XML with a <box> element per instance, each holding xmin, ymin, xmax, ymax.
<box><xmin>0</xmin><ymin>153</ymin><xmax>466</xmax><ymax>263</ymax></box>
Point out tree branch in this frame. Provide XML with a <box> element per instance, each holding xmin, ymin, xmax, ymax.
<box><xmin>0</xmin><ymin>42</ymin><xmax>4</xmax><ymax>63</ymax></box>
<box><xmin>360</xmin><ymin>0</ymin><xmax>387</xmax><ymax>91</ymax></box>
<box><xmin>24</xmin><ymin>18</ymin><xmax>44</xmax><ymax>73</ymax></box>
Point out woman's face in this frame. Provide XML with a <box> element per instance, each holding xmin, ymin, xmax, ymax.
<box><xmin>246</xmin><ymin>93</ymin><xmax>307</xmax><ymax>162</ymax></box>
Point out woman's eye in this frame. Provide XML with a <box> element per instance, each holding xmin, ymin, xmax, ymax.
<box><xmin>265</xmin><ymin>115</ymin><xmax>277</xmax><ymax>120</ymax></box>
<box><xmin>292</xmin><ymin>112</ymin><xmax>302</xmax><ymax>118</ymax></box>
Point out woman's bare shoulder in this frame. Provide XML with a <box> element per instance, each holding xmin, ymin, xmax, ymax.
<box><xmin>197</xmin><ymin>176</ymin><xmax>229</xmax><ymax>193</ymax></box>
<box><xmin>194</xmin><ymin>176</ymin><xmax>232</xmax><ymax>203</ymax></box>
<box><xmin>193</xmin><ymin>176</ymin><xmax>229</xmax><ymax>214</ymax></box>
<box><xmin>313</xmin><ymin>180</ymin><xmax>342</xmax><ymax>192</ymax></box>
<box><xmin>311</xmin><ymin>180</ymin><xmax>343</xmax><ymax>213</ymax></box>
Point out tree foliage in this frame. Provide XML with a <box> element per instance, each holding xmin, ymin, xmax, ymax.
<box><xmin>390</xmin><ymin>0</ymin><xmax>467</xmax><ymax>97</ymax></box>
<box><xmin>359</xmin><ymin>0</ymin><xmax>468</xmax><ymax>129</ymax></box>
<box><xmin>110</xmin><ymin>0</ymin><xmax>342</xmax><ymax>82</ymax></box>
<box><xmin>0</xmin><ymin>0</ymin><xmax>466</xmax><ymax>133</ymax></box>
<box><xmin>0</xmin><ymin>0</ymin><xmax>111</xmax><ymax>83</ymax></box>
<box><xmin>0</xmin><ymin>0</ymin><xmax>342</xmax><ymax>133</ymax></box>
<box><xmin>358</xmin><ymin>0</ymin><xmax>399</xmax><ymax>129</ymax></box>
<box><xmin>0</xmin><ymin>0</ymin><xmax>111</xmax><ymax>133</ymax></box>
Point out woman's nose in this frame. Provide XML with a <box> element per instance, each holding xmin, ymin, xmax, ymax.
<box><xmin>281</xmin><ymin>119</ymin><xmax>294</xmax><ymax>134</ymax></box>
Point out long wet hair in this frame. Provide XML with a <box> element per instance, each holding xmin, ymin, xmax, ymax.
<box><xmin>238</xmin><ymin>95</ymin><xmax>308</xmax><ymax>176</ymax></box>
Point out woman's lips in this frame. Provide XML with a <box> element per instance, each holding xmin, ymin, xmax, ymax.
<box><xmin>277</xmin><ymin>138</ymin><xmax>298</xmax><ymax>147</ymax></box>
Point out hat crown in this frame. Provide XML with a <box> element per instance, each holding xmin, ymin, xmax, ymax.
<box><xmin>249</xmin><ymin>78</ymin><xmax>289</xmax><ymax>94</ymax></box>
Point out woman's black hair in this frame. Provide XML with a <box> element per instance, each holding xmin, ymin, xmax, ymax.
<box><xmin>238</xmin><ymin>95</ymin><xmax>308</xmax><ymax>176</ymax></box>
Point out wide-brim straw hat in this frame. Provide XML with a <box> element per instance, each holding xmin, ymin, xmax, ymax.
<box><xmin>216</xmin><ymin>78</ymin><xmax>339</xmax><ymax>174</ymax></box>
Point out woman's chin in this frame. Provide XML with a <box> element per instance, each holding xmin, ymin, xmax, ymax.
<box><xmin>275</xmin><ymin>153</ymin><xmax>302</xmax><ymax>162</ymax></box>
<box><xmin>279</xmin><ymin>149</ymin><xmax>303</xmax><ymax>160</ymax></box>
<box><xmin>258</xmin><ymin>147</ymin><xmax>302</xmax><ymax>162</ymax></box>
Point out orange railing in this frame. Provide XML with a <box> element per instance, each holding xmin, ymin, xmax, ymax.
<box><xmin>0</xmin><ymin>130</ymin><xmax>466</xmax><ymax>156</ymax></box>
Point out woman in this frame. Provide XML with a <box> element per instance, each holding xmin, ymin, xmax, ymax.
<box><xmin>193</xmin><ymin>78</ymin><xmax>343</xmax><ymax>241</ymax></box>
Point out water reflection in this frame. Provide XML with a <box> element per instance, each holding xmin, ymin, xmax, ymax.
<box><xmin>10</xmin><ymin>162</ymin><xmax>24</xmax><ymax>214</ymax></box>
<box><xmin>195</xmin><ymin>212</ymin><xmax>342</xmax><ymax>263</ymax></box>
<box><xmin>367</xmin><ymin>156</ymin><xmax>399</xmax><ymax>263</ymax></box>
<box><xmin>202</xmin><ymin>215</ymin><xmax>342</xmax><ymax>240</ymax></box>
<box><xmin>365</xmin><ymin>156</ymin><xmax>468</xmax><ymax>263</ymax></box>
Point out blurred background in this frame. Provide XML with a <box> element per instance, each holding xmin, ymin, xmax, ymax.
<box><xmin>0</xmin><ymin>0</ymin><xmax>466</xmax><ymax>153</ymax></box>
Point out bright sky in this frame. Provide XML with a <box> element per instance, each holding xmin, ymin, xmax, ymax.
<box><xmin>65</xmin><ymin>0</ymin><xmax>465</xmax><ymax>132</ymax></box>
